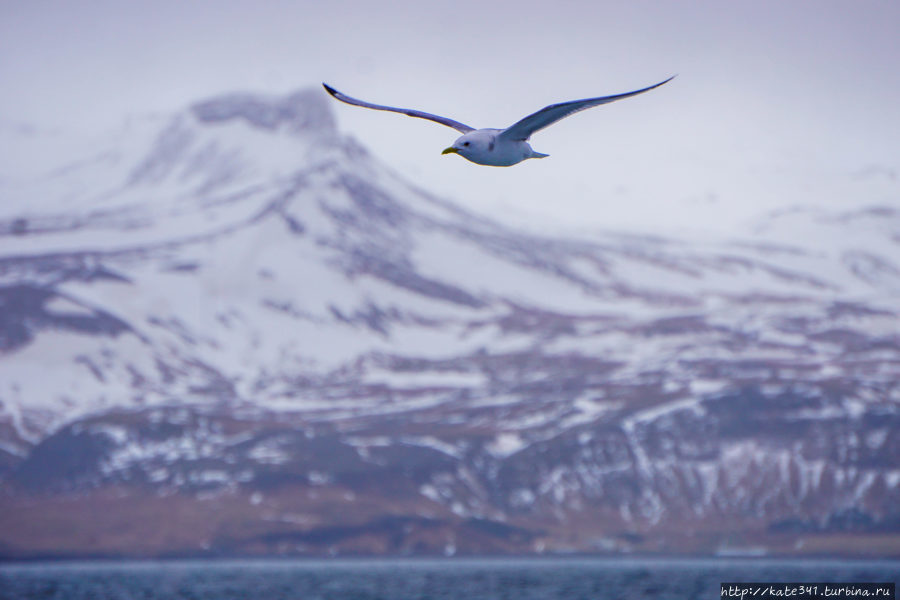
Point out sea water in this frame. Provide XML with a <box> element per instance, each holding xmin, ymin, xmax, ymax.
<box><xmin>0</xmin><ymin>557</ymin><xmax>896</xmax><ymax>600</ymax></box>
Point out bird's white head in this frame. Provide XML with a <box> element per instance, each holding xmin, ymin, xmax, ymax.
<box><xmin>441</xmin><ymin>130</ymin><xmax>494</xmax><ymax>161</ymax></box>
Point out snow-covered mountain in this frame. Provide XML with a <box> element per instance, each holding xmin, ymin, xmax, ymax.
<box><xmin>0</xmin><ymin>87</ymin><xmax>898</xmax><ymax>559</ymax></box>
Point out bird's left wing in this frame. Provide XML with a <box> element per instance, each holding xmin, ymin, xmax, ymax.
<box><xmin>323</xmin><ymin>84</ymin><xmax>475</xmax><ymax>133</ymax></box>
<box><xmin>499</xmin><ymin>76</ymin><xmax>675</xmax><ymax>141</ymax></box>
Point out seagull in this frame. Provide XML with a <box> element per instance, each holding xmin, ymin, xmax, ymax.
<box><xmin>322</xmin><ymin>76</ymin><xmax>674</xmax><ymax>167</ymax></box>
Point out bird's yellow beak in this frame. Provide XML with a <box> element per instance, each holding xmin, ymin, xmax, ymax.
<box><xmin>441</xmin><ymin>147</ymin><xmax>459</xmax><ymax>155</ymax></box>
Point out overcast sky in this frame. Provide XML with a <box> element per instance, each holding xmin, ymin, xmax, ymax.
<box><xmin>2</xmin><ymin>0</ymin><xmax>898</xmax><ymax>236</ymax></box>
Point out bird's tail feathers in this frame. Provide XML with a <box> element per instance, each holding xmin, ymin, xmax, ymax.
<box><xmin>530</xmin><ymin>151</ymin><xmax>549</xmax><ymax>159</ymax></box>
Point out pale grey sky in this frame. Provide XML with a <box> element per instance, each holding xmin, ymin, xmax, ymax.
<box><xmin>2</xmin><ymin>0</ymin><xmax>898</xmax><ymax>235</ymax></box>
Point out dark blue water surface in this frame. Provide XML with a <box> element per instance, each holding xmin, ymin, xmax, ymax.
<box><xmin>0</xmin><ymin>557</ymin><xmax>896</xmax><ymax>600</ymax></box>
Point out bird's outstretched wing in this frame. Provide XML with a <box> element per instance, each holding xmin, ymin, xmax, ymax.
<box><xmin>323</xmin><ymin>84</ymin><xmax>475</xmax><ymax>133</ymax></box>
<box><xmin>499</xmin><ymin>76</ymin><xmax>675</xmax><ymax>141</ymax></box>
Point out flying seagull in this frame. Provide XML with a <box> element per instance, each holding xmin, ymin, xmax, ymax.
<box><xmin>322</xmin><ymin>76</ymin><xmax>674</xmax><ymax>167</ymax></box>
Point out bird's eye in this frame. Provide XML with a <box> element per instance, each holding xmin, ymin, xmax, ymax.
<box><xmin>462</xmin><ymin>142</ymin><xmax>470</xmax><ymax>147</ymax></box>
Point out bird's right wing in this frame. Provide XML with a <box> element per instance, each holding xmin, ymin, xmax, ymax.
<box><xmin>323</xmin><ymin>84</ymin><xmax>474</xmax><ymax>133</ymax></box>
<box><xmin>499</xmin><ymin>76</ymin><xmax>675</xmax><ymax>141</ymax></box>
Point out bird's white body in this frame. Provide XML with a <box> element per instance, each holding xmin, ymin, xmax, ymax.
<box><xmin>322</xmin><ymin>77</ymin><xmax>673</xmax><ymax>167</ymax></box>
<box><xmin>442</xmin><ymin>129</ymin><xmax>548</xmax><ymax>167</ymax></box>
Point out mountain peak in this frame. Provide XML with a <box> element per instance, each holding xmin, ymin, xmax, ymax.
<box><xmin>190</xmin><ymin>87</ymin><xmax>336</xmax><ymax>137</ymax></box>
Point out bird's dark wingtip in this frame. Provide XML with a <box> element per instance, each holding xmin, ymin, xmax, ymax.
<box><xmin>322</xmin><ymin>83</ymin><xmax>339</xmax><ymax>97</ymax></box>
<box><xmin>660</xmin><ymin>75</ymin><xmax>677</xmax><ymax>86</ymax></box>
